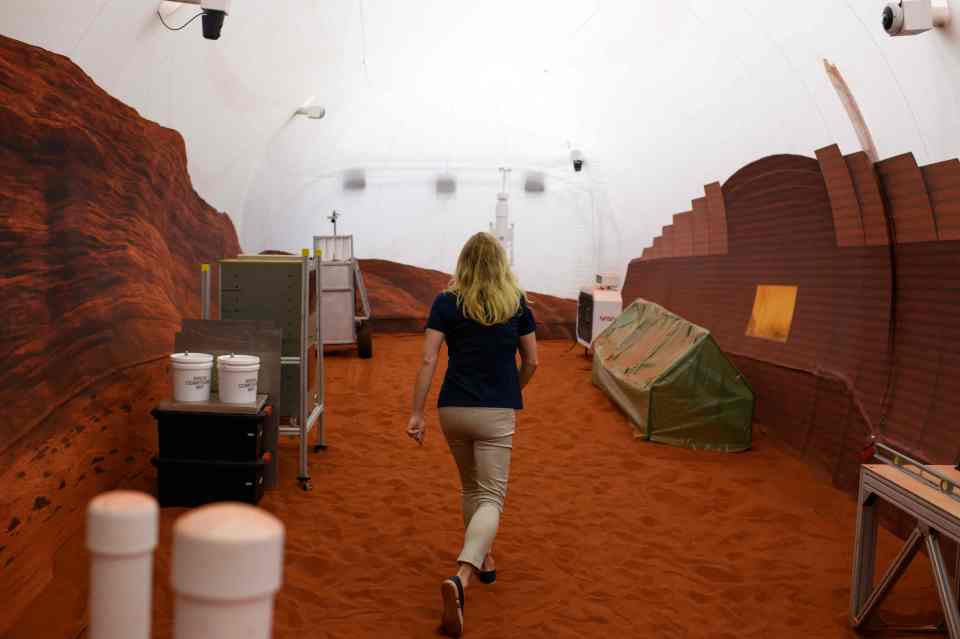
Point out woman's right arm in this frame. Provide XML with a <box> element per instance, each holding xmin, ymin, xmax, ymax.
<box><xmin>518</xmin><ymin>332</ymin><xmax>538</xmax><ymax>389</ymax></box>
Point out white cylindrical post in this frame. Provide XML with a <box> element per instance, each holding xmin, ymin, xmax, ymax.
<box><xmin>86</xmin><ymin>491</ymin><xmax>159</xmax><ymax>639</ymax></box>
<box><xmin>171</xmin><ymin>503</ymin><xmax>285</xmax><ymax>639</ymax></box>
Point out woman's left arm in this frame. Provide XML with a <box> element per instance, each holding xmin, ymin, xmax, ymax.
<box><xmin>407</xmin><ymin>328</ymin><xmax>445</xmax><ymax>445</ymax></box>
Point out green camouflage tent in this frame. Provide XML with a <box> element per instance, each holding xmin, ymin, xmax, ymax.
<box><xmin>592</xmin><ymin>299</ymin><xmax>754</xmax><ymax>452</ymax></box>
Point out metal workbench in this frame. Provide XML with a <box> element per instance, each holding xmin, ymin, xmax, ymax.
<box><xmin>851</xmin><ymin>458</ymin><xmax>960</xmax><ymax>636</ymax></box>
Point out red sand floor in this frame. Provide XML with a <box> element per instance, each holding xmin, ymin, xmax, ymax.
<box><xmin>148</xmin><ymin>335</ymin><xmax>938</xmax><ymax>638</ymax></box>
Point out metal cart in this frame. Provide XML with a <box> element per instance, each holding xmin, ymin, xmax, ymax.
<box><xmin>314</xmin><ymin>235</ymin><xmax>373</xmax><ymax>358</ymax></box>
<box><xmin>216</xmin><ymin>251</ymin><xmax>324</xmax><ymax>491</ymax></box>
<box><xmin>851</xmin><ymin>442</ymin><xmax>960</xmax><ymax>636</ymax></box>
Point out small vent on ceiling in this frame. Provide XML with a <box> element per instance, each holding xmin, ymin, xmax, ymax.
<box><xmin>524</xmin><ymin>171</ymin><xmax>545</xmax><ymax>193</ymax></box>
<box><xmin>343</xmin><ymin>169</ymin><xmax>366</xmax><ymax>191</ymax></box>
<box><xmin>436</xmin><ymin>174</ymin><xmax>457</xmax><ymax>195</ymax></box>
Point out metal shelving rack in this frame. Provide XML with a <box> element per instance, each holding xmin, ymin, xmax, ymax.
<box><xmin>216</xmin><ymin>251</ymin><xmax>324</xmax><ymax>491</ymax></box>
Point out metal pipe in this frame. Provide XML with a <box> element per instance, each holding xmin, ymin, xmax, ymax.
<box><xmin>299</xmin><ymin>249</ymin><xmax>310</xmax><ymax>480</ymax></box>
<box><xmin>313</xmin><ymin>239</ymin><xmax>326</xmax><ymax>449</ymax></box>
<box><xmin>87</xmin><ymin>491</ymin><xmax>159</xmax><ymax>639</ymax></box>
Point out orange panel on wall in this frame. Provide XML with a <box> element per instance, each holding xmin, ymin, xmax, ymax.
<box><xmin>746</xmin><ymin>285</ymin><xmax>799</xmax><ymax>343</ymax></box>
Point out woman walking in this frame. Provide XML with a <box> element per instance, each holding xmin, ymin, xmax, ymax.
<box><xmin>406</xmin><ymin>232</ymin><xmax>539</xmax><ymax>637</ymax></box>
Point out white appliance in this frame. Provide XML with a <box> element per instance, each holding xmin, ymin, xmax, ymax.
<box><xmin>577</xmin><ymin>273</ymin><xmax>623</xmax><ymax>349</ymax></box>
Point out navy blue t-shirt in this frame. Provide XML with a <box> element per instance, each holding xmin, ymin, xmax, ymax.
<box><xmin>426</xmin><ymin>292</ymin><xmax>536</xmax><ymax>409</ymax></box>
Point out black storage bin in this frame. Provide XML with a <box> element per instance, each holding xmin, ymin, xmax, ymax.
<box><xmin>151</xmin><ymin>408</ymin><xmax>265</xmax><ymax>462</ymax></box>
<box><xmin>152</xmin><ymin>457</ymin><xmax>265</xmax><ymax>507</ymax></box>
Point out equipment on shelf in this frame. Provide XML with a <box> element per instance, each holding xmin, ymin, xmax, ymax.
<box><xmin>314</xmin><ymin>234</ymin><xmax>373</xmax><ymax>359</ymax></box>
<box><xmin>576</xmin><ymin>272</ymin><xmax>623</xmax><ymax>351</ymax></box>
<box><xmin>213</xmin><ymin>251</ymin><xmax>324</xmax><ymax>490</ymax></box>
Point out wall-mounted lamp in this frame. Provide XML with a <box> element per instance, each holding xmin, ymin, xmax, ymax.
<box><xmin>294</xmin><ymin>105</ymin><xmax>326</xmax><ymax>120</ymax></box>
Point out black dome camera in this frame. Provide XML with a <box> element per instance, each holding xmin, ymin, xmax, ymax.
<box><xmin>202</xmin><ymin>10</ymin><xmax>226</xmax><ymax>40</ymax></box>
<box><xmin>882</xmin><ymin>5</ymin><xmax>896</xmax><ymax>31</ymax></box>
<box><xmin>571</xmin><ymin>149</ymin><xmax>585</xmax><ymax>172</ymax></box>
<box><xmin>158</xmin><ymin>0</ymin><xmax>230</xmax><ymax>40</ymax></box>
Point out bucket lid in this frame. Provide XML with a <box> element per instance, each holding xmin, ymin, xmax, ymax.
<box><xmin>170</xmin><ymin>352</ymin><xmax>214</xmax><ymax>363</ymax></box>
<box><xmin>217</xmin><ymin>353</ymin><xmax>260</xmax><ymax>366</ymax></box>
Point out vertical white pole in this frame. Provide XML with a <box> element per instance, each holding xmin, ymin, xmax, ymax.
<box><xmin>172</xmin><ymin>503</ymin><xmax>285</xmax><ymax>639</ymax></box>
<box><xmin>86</xmin><ymin>491</ymin><xmax>159</xmax><ymax>639</ymax></box>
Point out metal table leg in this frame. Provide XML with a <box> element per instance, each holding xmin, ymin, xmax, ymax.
<box><xmin>851</xmin><ymin>482</ymin><xmax>879</xmax><ymax>621</ymax></box>
<box><xmin>853</xmin><ymin>526</ymin><xmax>925</xmax><ymax>628</ymax></box>
<box><xmin>927</xmin><ymin>527</ymin><xmax>960</xmax><ymax>639</ymax></box>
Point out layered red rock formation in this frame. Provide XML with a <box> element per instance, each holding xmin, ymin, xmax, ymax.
<box><xmin>0</xmin><ymin>34</ymin><xmax>240</xmax><ymax>635</ymax></box>
<box><xmin>256</xmin><ymin>254</ymin><xmax>575</xmax><ymax>339</ymax></box>
<box><xmin>358</xmin><ymin>258</ymin><xmax>576</xmax><ymax>339</ymax></box>
<box><xmin>623</xmin><ymin>145</ymin><xmax>960</xmax><ymax>496</ymax></box>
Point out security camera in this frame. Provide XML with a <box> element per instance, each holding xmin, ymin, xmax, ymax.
<box><xmin>157</xmin><ymin>0</ymin><xmax>230</xmax><ymax>40</ymax></box>
<box><xmin>883</xmin><ymin>1</ymin><xmax>951</xmax><ymax>37</ymax></box>
<box><xmin>571</xmin><ymin>149</ymin><xmax>585</xmax><ymax>172</ymax></box>
<box><xmin>200</xmin><ymin>0</ymin><xmax>230</xmax><ymax>40</ymax></box>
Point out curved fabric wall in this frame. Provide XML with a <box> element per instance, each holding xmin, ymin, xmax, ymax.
<box><xmin>623</xmin><ymin>145</ymin><xmax>960</xmax><ymax>490</ymax></box>
<box><xmin>4</xmin><ymin>1</ymin><xmax>960</xmax><ymax>297</ymax></box>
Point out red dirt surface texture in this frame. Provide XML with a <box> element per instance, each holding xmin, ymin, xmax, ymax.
<box><xmin>5</xmin><ymin>337</ymin><xmax>940</xmax><ymax>639</ymax></box>
<box><xmin>625</xmin><ymin>147</ymin><xmax>960</xmax><ymax>497</ymax></box>
<box><xmin>0</xmin><ymin>34</ymin><xmax>239</xmax><ymax>635</ymax></box>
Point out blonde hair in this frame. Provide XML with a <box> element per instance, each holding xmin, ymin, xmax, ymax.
<box><xmin>447</xmin><ymin>232</ymin><xmax>526</xmax><ymax>326</ymax></box>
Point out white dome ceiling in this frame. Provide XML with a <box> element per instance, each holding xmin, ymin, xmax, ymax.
<box><xmin>3</xmin><ymin>0</ymin><xmax>960</xmax><ymax>296</ymax></box>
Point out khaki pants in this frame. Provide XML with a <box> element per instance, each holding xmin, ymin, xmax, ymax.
<box><xmin>439</xmin><ymin>407</ymin><xmax>515</xmax><ymax>570</ymax></box>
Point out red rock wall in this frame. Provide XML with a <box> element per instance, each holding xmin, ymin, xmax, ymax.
<box><xmin>359</xmin><ymin>258</ymin><xmax>576</xmax><ymax>340</ymax></box>
<box><xmin>623</xmin><ymin>145</ymin><xmax>960</xmax><ymax>492</ymax></box>
<box><xmin>0</xmin><ymin>35</ymin><xmax>240</xmax><ymax>636</ymax></box>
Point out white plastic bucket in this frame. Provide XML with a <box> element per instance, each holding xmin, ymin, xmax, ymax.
<box><xmin>217</xmin><ymin>354</ymin><xmax>260</xmax><ymax>404</ymax></box>
<box><xmin>170</xmin><ymin>353</ymin><xmax>214</xmax><ymax>402</ymax></box>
